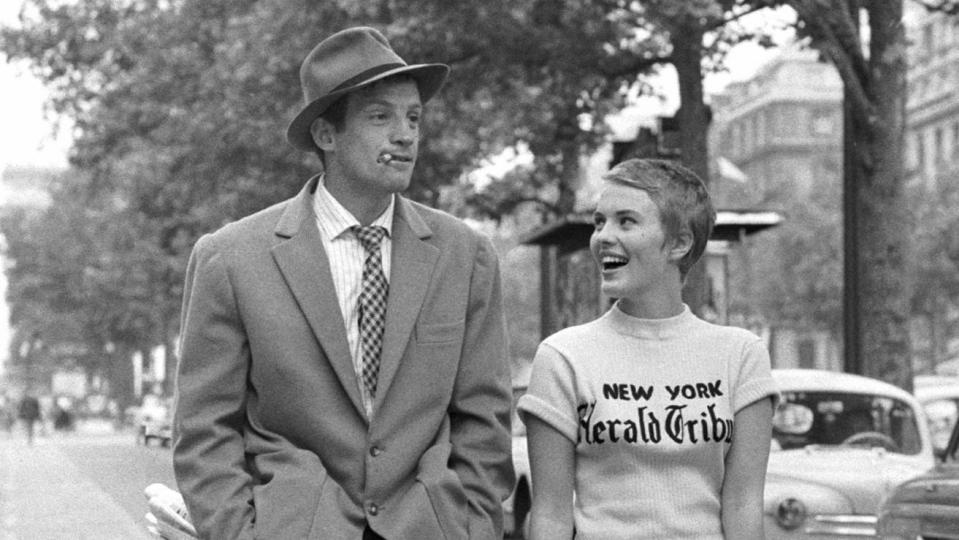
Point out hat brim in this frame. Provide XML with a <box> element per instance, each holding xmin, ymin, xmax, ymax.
<box><xmin>286</xmin><ymin>63</ymin><xmax>450</xmax><ymax>152</ymax></box>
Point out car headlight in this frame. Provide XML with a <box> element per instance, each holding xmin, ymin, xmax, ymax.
<box><xmin>775</xmin><ymin>497</ymin><xmax>807</xmax><ymax>530</ymax></box>
<box><xmin>876</xmin><ymin>515</ymin><xmax>920</xmax><ymax>540</ymax></box>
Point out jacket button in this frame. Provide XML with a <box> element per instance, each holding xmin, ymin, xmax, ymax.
<box><xmin>370</xmin><ymin>446</ymin><xmax>382</xmax><ymax>457</ymax></box>
<box><xmin>368</xmin><ymin>503</ymin><xmax>379</xmax><ymax>516</ymax></box>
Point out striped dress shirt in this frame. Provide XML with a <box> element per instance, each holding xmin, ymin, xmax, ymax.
<box><xmin>312</xmin><ymin>177</ymin><xmax>394</xmax><ymax>418</ymax></box>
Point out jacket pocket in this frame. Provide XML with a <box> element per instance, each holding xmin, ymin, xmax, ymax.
<box><xmin>415</xmin><ymin>320</ymin><xmax>465</xmax><ymax>344</ymax></box>
<box><xmin>251</xmin><ymin>451</ymin><xmax>329</xmax><ymax>539</ymax></box>
<box><xmin>417</xmin><ymin>443</ymin><xmax>468</xmax><ymax>540</ymax></box>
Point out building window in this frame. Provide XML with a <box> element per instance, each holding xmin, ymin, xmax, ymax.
<box><xmin>952</xmin><ymin>122</ymin><xmax>959</xmax><ymax>160</ymax></box>
<box><xmin>936</xmin><ymin>127</ymin><xmax>944</xmax><ymax>163</ymax></box>
<box><xmin>811</xmin><ymin>108</ymin><xmax>834</xmax><ymax>135</ymax></box>
<box><xmin>752</xmin><ymin>114</ymin><xmax>762</xmax><ymax>147</ymax></box>
<box><xmin>918</xmin><ymin>132</ymin><xmax>927</xmax><ymax>174</ymax></box>
<box><xmin>798</xmin><ymin>338</ymin><xmax>816</xmax><ymax>369</ymax></box>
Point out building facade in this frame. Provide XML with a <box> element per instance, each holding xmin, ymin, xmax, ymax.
<box><xmin>708</xmin><ymin>46</ymin><xmax>844</xmax><ymax>370</ymax></box>
<box><xmin>709</xmin><ymin>12</ymin><xmax>959</xmax><ymax>372</ymax></box>
<box><xmin>905</xmin><ymin>8</ymin><xmax>959</xmax><ymax>188</ymax></box>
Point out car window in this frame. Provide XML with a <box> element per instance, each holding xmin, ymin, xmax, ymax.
<box><xmin>773</xmin><ymin>391</ymin><xmax>922</xmax><ymax>455</ymax></box>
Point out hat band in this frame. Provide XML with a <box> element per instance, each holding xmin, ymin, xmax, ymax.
<box><xmin>331</xmin><ymin>62</ymin><xmax>407</xmax><ymax>93</ymax></box>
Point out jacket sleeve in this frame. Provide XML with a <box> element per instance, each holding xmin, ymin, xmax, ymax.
<box><xmin>172</xmin><ymin>234</ymin><xmax>255</xmax><ymax>540</ymax></box>
<box><xmin>448</xmin><ymin>236</ymin><xmax>515</xmax><ymax>539</ymax></box>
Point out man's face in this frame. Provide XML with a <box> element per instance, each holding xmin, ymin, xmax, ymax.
<box><xmin>319</xmin><ymin>79</ymin><xmax>423</xmax><ymax>200</ymax></box>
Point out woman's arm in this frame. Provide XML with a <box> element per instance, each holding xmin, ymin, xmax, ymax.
<box><xmin>526</xmin><ymin>415</ymin><xmax>576</xmax><ymax>540</ymax></box>
<box><xmin>721</xmin><ymin>396</ymin><xmax>774</xmax><ymax>540</ymax></box>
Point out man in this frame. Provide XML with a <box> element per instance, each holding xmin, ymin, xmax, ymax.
<box><xmin>17</xmin><ymin>390</ymin><xmax>41</xmax><ymax>445</ymax></box>
<box><xmin>173</xmin><ymin>26</ymin><xmax>514</xmax><ymax>540</ymax></box>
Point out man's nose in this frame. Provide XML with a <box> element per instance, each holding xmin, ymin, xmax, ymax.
<box><xmin>391</xmin><ymin>119</ymin><xmax>417</xmax><ymax>146</ymax></box>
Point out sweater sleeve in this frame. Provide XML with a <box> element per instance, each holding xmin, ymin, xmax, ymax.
<box><xmin>517</xmin><ymin>342</ymin><xmax>581</xmax><ymax>443</ymax></box>
<box><xmin>732</xmin><ymin>338</ymin><xmax>780</xmax><ymax>412</ymax></box>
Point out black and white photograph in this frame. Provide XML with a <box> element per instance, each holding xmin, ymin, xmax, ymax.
<box><xmin>1</xmin><ymin>1</ymin><xmax>958</xmax><ymax>539</ymax></box>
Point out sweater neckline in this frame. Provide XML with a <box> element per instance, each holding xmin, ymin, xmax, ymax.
<box><xmin>604</xmin><ymin>302</ymin><xmax>695</xmax><ymax>339</ymax></box>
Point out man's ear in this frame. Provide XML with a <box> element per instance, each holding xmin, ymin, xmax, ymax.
<box><xmin>668</xmin><ymin>229</ymin><xmax>694</xmax><ymax>263</ymax></box>
<box><xmin>311</xmin><ymin>118</ymin><xmax>335</xmax><ymax>152</ymax></box>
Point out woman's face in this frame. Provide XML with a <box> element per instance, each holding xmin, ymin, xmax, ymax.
<box><xmin>589</xmin><ymin>182</ymin><xmax>680</xmax><ymax>303</ymax></box>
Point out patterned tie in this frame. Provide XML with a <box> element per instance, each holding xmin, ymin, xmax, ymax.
<box><xmin>353</xmin><ymin>225</ymin><xmax>389</xmax><ymax>398</ymax></box>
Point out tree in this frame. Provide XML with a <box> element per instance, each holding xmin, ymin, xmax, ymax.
<box><xmin>775</xmin><ymin>0</ymin><xmax>912</xmax><ymax>388</ymax></box>
<box><xmin>737</xmin><ymin>174</ymin><xmax>844</xmax><ymax>345</ymax></box>
<box><xmin>0</xmin><ymin>0</ymin><xmax>781</xmax><ymax>391</ymax></box>
<box><xmin>907</xmin><ymin>171</ymin><xmax>959</xmax><ymax>374</ymax></box>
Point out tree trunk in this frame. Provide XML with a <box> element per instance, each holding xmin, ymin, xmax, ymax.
<box><xmin>672</xmin><ymin>23</ymin><xmax>711</xmax><ymax>316</ymax></box>
<box><xmin>857</xmin><ymin>1</ymin><xmax>912</xmax><ymax>390</ymax></box>
<box><xmin>107</xmin><ymin>345</ymin><xmax>136</xmax><ymax>412</ymax></box>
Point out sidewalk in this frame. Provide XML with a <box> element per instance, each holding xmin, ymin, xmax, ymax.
<box><xmin>0</xmin><ymin>426</ymin><xmax>153</xmax><ymax>540</ymax></box>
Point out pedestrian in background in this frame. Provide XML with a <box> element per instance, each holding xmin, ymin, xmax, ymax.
<box><xmin>519</xmin><ymin>159</ymin><xmax>778</xmax><ymax>539</ymax></box>
<box><xmin>17</xmin><ymin>390</ymin><xmax>41</xmax><ymax>445</ymax></box>
<box><xmin>173</xmin><ymin>26</ymin><xmax>513</xmax><ymax>540</ymax></box>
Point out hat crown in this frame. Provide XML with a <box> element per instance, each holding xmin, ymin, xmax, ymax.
<box><xmin>300</xmin><ymin>27</ymin><xmax>406</xmax><ymax>105</ymax></box>
<box><xmin>286</xmin><ymin>26</ymin><xmax>449</xmax><ymax>151</ymax></box>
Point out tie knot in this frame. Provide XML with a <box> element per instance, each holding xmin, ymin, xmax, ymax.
<box><xmin>353</xmin><ymin>225</ymin><xmax>387</xmax><ymax>253</ymax></box>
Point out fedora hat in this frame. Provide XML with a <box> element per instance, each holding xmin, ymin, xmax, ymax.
<box><xmin>286</xmin><ymin>26</ymin><xmax>450</xmax><ymax>151</ymax></box>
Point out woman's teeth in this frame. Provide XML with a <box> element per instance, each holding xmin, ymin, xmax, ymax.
<box><xmin>601</xmin><ymin>255</ymin><xmax>628</xmax><ymax>270</ymax></box>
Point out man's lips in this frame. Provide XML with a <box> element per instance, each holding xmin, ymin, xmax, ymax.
<box><xmin>376</xmin><ymin>153</ymin><xmax>413</xmax><ymax>164</ymax></box>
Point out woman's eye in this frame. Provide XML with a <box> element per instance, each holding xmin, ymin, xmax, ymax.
<box><xmin>593</xmin><ymin>218</ymin><xmax>605</xmax><ymax>230</ymax></box>
<box><xmin>620</xmin><ymin>216</ymin><xmax>636</xmax><ymax>226</ymax></box>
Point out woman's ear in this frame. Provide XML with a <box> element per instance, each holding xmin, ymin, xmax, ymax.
<box><xmin>311</xmin><ymin>119</ymin><xmax>335</xmax><ymax>152</ymax></box>
<box><xmin>668</xmin><ymin>229</ymin><xmax>694</xmax><ymax>263</ymax></box>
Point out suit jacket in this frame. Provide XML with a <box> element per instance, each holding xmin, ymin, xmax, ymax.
<box><xmin>173</xmin><ymin>176</ymin><xmax>514</xmax><ymax>540</ymax></box>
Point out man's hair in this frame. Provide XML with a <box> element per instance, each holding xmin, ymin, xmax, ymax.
<box><xmin>601</xmin><ymin>158</ymin><xmax>716</xmax><ymax>280</ymax></box>
<box><xmin>310</xmin><ymin>74</ymin><xmax>419</xmax><ymax>166</ymax></box>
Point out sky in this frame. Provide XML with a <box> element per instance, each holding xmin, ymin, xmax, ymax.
<box><xmin>0</xmin><ymin>1</ymin><xmax>70</xmax><ymax>174</ymax></box>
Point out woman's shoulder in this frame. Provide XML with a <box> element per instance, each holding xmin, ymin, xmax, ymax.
<box><xmin>689</xmin><ymin>314</ymin><xmax>764</xmax><ymax>345</ymax></box>
<box><xmin>540</xmin><ymin>315</ymin><xmax>617</xmax><ymax>351</ymax></box>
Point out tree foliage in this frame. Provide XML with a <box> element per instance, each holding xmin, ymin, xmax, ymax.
<box><xmin>908</xmin><ymin>173</ymin><xmax>959</xmax><ymax>372</ymax></box>
<box><xmin>0</xmin><ymin>0</ymin><xmax>788</xmax><ymax>397</ymax></box>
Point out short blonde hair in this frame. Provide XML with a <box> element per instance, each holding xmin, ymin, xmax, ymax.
<box><xmin>601</xmin><ymin>158</ymin><xmax>715</xmax><ymax>279</ymax></box>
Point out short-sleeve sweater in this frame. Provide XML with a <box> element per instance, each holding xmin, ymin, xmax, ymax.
<box><xmin>517</xmin><ymin>303</ymin><xmax>777</xmax><ymax>539</ymax></box>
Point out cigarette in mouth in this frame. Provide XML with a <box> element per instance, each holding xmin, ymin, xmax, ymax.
<box><xmin>377</xmin><ymin>153</ymin><xmax>394</xmax><ymax>164</ymax></box>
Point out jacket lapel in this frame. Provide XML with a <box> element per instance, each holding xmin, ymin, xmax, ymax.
<box><xmin>270</xmin><ymin>176</ymin><xmax>366</xmax><ymax>418</ymax></box>
<box><xmin>373</xmin><ymin>197</ymin><xmax>439</xmax><ymax>410</ymax></box>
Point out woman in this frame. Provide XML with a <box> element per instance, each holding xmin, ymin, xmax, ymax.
<box><xmin>518</xmin><ymin>158</ymin><xmax>777</xmax><ymax>539</ymax></box>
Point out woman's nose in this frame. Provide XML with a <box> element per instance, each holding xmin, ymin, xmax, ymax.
<box><xmin>590</xmin><ymin>225</ymin><xmax>614</xmax><ymax>247</ymax></box>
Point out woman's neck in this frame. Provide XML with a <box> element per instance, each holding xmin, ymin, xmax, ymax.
<box><xmin>617</xmin><ymin>292</ymin><xmax>685</xmax><ymax>320</ymax></box>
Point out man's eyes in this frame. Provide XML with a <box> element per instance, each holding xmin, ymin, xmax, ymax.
<box><xmin>366</xmin><ymin>111</ymin><xmax>421</xmax><ymax>124</ymax></box>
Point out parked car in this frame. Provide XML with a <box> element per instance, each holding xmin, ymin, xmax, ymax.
<box><xmin>913</xmin><ymin>375</ymin><xmax>959</xmax><ymax>457</ymax></box>
<box><xmin>765</xmin><ymin>369</ymin><xmax>935</xmax><ymax>539</ymax></box>
<box><xmin>503</xmin><ymin>416</ymin><xmax>530</xmax><ymax>539</ymax></box>
<box><xmin>134</xmin><ymin>394</ymin><xmax>172</xmax><ymax>448</ymax></box>
<box><xmin>503</xmin><ymin>378</ymin><xmax>531</xmax><ymax>539</ymax></box>
<box><xmin>876</xmin><ymin>412</ymin><xmax>959</xmax><ymax>539</ymax></box>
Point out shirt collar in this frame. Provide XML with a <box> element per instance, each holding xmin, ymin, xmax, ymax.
<box><xmin>313</xmin><ymin>175</ymin><xmax>395</xmax><ymax>240</ymax></box>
